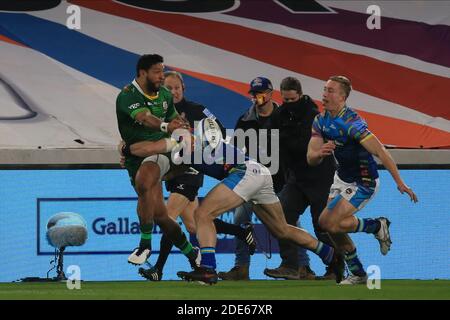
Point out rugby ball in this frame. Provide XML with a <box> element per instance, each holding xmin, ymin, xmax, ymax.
<box><xmin>196</xmin><ymin>118</ymin><xmax>223</xmax><ymax>150</ymax></box>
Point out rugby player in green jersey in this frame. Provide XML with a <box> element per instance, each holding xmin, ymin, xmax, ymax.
<box><xmin>116</xmin><ymin>54</ymin><xmax>199</xmax><ymax>267</ymax></box>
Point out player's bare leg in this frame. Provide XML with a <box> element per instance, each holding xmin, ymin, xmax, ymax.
<box><xmin>252</xmin><ymin>202</ymin><xmax>316</xmax><ymax>248</ymax></box>
<box><xmin>329</xmin><ymin>233</ymin><xmax>356</xmax><ymax>257</ymax></box>
<box><xmin>328</xmin><ymin>233</ymin><xmax>367</xmax><ymax>284</ymax></box>
<box><xmin>168</xmin><ymin>193</ymin><xmax>197</xmax><ymax>233</ymax></box>
<box><xmin>319</xmin><ymin>199</ymin><xmax>357</xmax><ymax>234</ymax></box>
<box><xmin>128</xmin><ymin>162</ymin><xmax>162</xmax><ymax>265</ymax></box>
<box><xmin>252</xmin><ymin>203</ymin><xmax>344</xmax><ymax>283</ymax></box>
<box><xmin>177</xmin><ymin>184</ymin><xmax>244</xmax><ymax>284</ymax></box>
<box><xmin>178</xmin><ymin>184</ymin><xmax>344</xmax><ymax>284</ymax></box>
<box><xmin>195</xmin><ymin>184</ymin><xmax>244</xmax><ymax>246</ymax></box>
<box><xmin>152</xmin><ymin>175</ymin><xmax>200</xmax><ymax>266</ymax></box>
<box><xmin>179</xmin><ymin>198</ymin><xmax>199</xmax><ymax>234</ymax></box>
<box><xmin>319</xmin><ymin>196</ymin><xmax>392</xmax><ymax>256</ymax></box>
<box><xmin>131</xmin><ymin>161</ymin><xmax>199</xmax><ymax>267</ymax></box>
<box><xmin>140</xmin><ymin>193</ymin><xmax>197</xmax><ymax>281</ymax></box>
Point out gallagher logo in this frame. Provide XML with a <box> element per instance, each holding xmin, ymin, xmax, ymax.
<box><xmin>92</xmin><ymin>217</ymin><xmax>141</xmax><ymax>235</ymax></box>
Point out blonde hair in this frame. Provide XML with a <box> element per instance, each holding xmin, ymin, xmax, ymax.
<box><xmin>329</xmin><ymin>75</ymin><xmax>352</xmax><ymax>99</ymax></box>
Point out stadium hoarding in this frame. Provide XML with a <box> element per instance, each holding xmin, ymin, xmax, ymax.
<box><xmin>0</xmin><ymin>168</ymin><xmax>449</xmax><ymax>281</ymax></box>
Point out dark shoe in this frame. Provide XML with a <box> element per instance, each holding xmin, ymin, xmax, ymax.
<box><xmin>177</xmin><ymin>267</ymin><xmax>218</xmax><ymax>285</ymax></box>
<box><xmin>298</xmin><ymin>265</ymin><xmax>316</xmax><ymax>280</ymax></box>
<box><xmin>315</xmin><ymin>266</ymin><xmax>336</xmax><ymax>281</ymax></box>
<box><xmin>264</xmin><ymin>266</ymin><xmax>299</xmax><ymax>280</ymax></box>
<box><xmin>218</xmin><ymin>265</ymin><xmax>249</xmax><ymax>281</ymax></box>
<box><xmin>329</xmin><ymin>249</ymin><xmax>345</xmax><ymax>284</ymax></box>
<box><xmin>138</xmin><ymin>266</ymin><xmax>162</xmax><ymax>281</ymax></box>
<box><xmin>242</xmin><ymin>223</ymin><xmax>257</xmax><ymax>255</ymax></box>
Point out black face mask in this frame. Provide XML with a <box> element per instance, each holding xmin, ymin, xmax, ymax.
<box><xmin>145</xmin><ymin>77</ymin><xmax>159</xmax><ymax>94</ymax></box>
<box><xmin>282</xmin><ymin>100</ymin><xmax>302</xmax><ymax>111</ymax></box>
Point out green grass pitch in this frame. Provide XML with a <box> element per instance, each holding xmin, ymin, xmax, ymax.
<box><xmin>0</xmin><ymin>280</ymin><xmax>448</xmax><ymax>300</ymax></box>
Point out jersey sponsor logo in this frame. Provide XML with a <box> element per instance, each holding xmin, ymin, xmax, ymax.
<box><xmin>163</xmin><ymin>101</ymin><xmax>168</xmax><ymax>111</ymax></box>
<box><xmin>176</xmin><ymin>184</ymin><xmax>185</xmax><ymax>190</ymax></box>
<box><xmin>128</xmin><ymin>102</ymin><xmax>140</xmax><ymax>110</ymax></box>
<box><xmin>147</xmin><ymin>101</ymin><xmax>153</xmax><ymax>106</ymax></box>
<box><xmin>203</xmin><ymin>108</ymin><xmax>216</xmax><ymax>120</ymax></box>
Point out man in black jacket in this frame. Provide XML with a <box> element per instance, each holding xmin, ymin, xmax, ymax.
<box><xmin>264</xmin><ymin>77</ymin><xmax>337</xmax><ymax>280</ymax></box>
<box><xmin>218</xmin><ymin>76</ymin><xmax>312</xmax><ymax>280</ymax></box>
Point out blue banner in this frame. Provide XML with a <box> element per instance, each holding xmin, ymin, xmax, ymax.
<box><xmin>0</xmin><ymin>169</ymin><xmax>449</xmax><ymax>281</ymax></box>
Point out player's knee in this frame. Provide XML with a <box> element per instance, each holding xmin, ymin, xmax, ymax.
<box><xmin>325</xmin><ymin>221</ymin><xmax>341</xmax><ymax>234</ymax></box>
<box><xmin>135</xmin><ymin>181</ymin><xmax>150</xmax><ymax>196</ymax></box>
<box><xmin>166</xmin><ymin>206</ymin><xmax>181</xmax><ymax>220</ymax></box>
<box><xmin>153</xmin><ymin>213</ymin><xmax>167</xmax><ymax>225</ymax></box>
<box><xmin>318</xmin><ymin>215</ymin><xmax>327</xmax><ymax>230</ymax></box>
<box><xmin>319</xmin><ymin>215</ymin><xmax>334</xmax><ymax>233</ymax></box>
<box><xmin>337</xmin><ymin>219</ymin><xmax>349</xmax><ymax>231</ymax></box>
<box><xmin>135</xmin><ymin>169</ymin><xmax>159</xmax><ymax>195</ymax></box>
<box><xmin>194</xmin><ymin>207</ymin><xmax>212</xmax><ymax>222</ymax></box>
<box><xmin>153</xmin><ymin>208</ymin><xmax>168</xmax><ymax>220</ymax></box>
<box><xmin>180</xmin><ymin>214</ymin><xmax>196</xmax><ymax>233</ymax></box>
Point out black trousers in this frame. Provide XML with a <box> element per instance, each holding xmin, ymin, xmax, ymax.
<box><xmin>277</xmin><ymin>181</ymin><xmax>333</xmax><ymax>269</ymax></box>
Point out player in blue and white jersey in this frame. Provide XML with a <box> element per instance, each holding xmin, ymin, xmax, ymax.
<box><xmin>307</xmin><ymin>76</ymin><xmax>418</xmax><ymax>284</ymax></box>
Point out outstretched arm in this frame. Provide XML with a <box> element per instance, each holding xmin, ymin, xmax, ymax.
<box><xmin>361</xmin><ymin>135</ymin><xmax>418</xmax><ymax>203</ymax></box>
<box><xmin>118</xmin><ymin>139</ymin><xmax>190</xmax><ymax>181</ymax></box>
<box><xmin>119</xmin><ymin>138</ymin><xmax>181</xmax><ymax>159</ymax></box>
<box><xmin>135</xmin><ymin>111</ymin><xmax>189</xmax><ymax>133</ymax></box>
<box><xmin>131</xmin><ymin>139</ymin><xmax>169</xmax><ymax>157</ymax></box>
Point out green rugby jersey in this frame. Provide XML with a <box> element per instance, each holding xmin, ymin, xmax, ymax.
<box><xmin>116</xmin><ymin>79</ymin><xmax>178</xmax><ymax>144</ymax></box>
